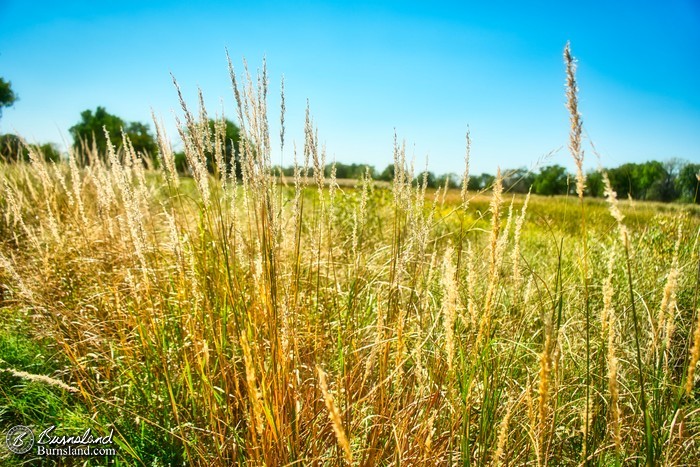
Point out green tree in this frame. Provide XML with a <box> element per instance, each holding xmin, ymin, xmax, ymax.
<box><xmin>585</xmin><ymin>170</ymin><xmax>603</xmax><ymax>197</ymax></box>
<box><xmin>69</xmin><ymin>107</ymin><xmax>156</xmax><ymax>162</ymax></box>
<box><xmin>326</xmin><ymin>162</ymin><xmax>375</xmax><ymax>180</ymax></box>
<box><xmin>0</xmin><ymin>134</ymin><xmax>60</xmax><ymax>163</ymax></box>
<box><xmin>503</xmin><ymin>167</ymin><xmax>535</xmax><ymax>194</ymax></box>
<box><xmin>379</xmin><ymin>164</ymin><xmax>395</xmax><ymax>182</ymax></box>
<box><xmin>0</xmin><ymin>77</ymin><xmax>18</xmax><ymax>120</ymax></box>
<box><xmin>125</xmin><ymin>121</ymin><xmax>158</xmax><ymax>158</ymax></box>
<box><xmin>606</xmin><ymin>163</ymin><xmax>640</xmax><ymax>200</ymax></box>
<box><xmin>636</xmin><ymin>160</ymin><xmax>666</xmax><ymax>199</ymax></box>
<box><xmin>414</xmin><ymin>170</ymin><xmax>437</xmax><ymax>188</ymax></box>
<box><xmin>172</xmin><ymin>119</ymin><xmax>242</xmax><ymax>176</ymax></box>
<box><xmin>645</xmin><ymin>160</ymin><xmax>681</xmax><ymax>202</ymax></box>
<box><xmin>472</xmin><ymin>173</ymin><xmax>495</xmax><ymax>191</ymax></box>
<box><xmin>436</xmin><ymin>172</ymin><xmax>460</xmax><ymax>189</ymax></box>
<box><xmin>606</xmin><ymin>160</ymin><xmax>678</xmax><ymax>201</ymax></box>
<box><xmin>608</xmin><ymin>162</ymin><xmax>653</xmax><ymax>199</ymax></box>
<box><xmin>533</xmin><ymin>165</ymin><xmax>569</xmax><ymax>195</ymax></box>
<box><xmin>206</xmin><ymin>119</ymin><xmax>241</xmax><ymax>176</ymax></box>
<box><xmin>676</xmin><ymin>163</ymin><xmax>700</xmax><ymax>203</ymax></box>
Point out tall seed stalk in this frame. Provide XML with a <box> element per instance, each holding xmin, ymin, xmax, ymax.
<box><xmin>564</xmin><ymin>42</ymin><xmax>595</xmax><ymax>463</ymax></box>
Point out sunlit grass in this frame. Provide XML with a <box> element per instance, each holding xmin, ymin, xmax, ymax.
<box><xmin>1</xmin><ymin>48</ymin><xmax>699</xmax><ymax>466</ymax></box>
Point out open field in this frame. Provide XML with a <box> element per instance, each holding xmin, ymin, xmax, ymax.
<box><xmin>1</xmin><ymin>55</ymin><xmax>700</xmax><ymax>465</ymax></box>
<box><xmin>1</xmin><ymin>152</ymin><xmax>699</xmax><ymax>465</ymax></box>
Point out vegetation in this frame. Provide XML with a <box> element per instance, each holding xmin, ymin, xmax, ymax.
<box><xmin>278</xmin><ymin>160</ymin><xmax>700</xmax><ymax>203</ymax></box>
<box><xmin>1</xmin><ymin>46</ymin><xmax>700</xmax><ymax>466</ymax></box>
<box><xmin>0</xmin><ymin>77</ymin><xmax>17</xmax><ymax>119</ymax></box>
<box><xmin>69</xmin><ymin>106</ymin><xmax>157</xmax><ymax>162</ymax></box>
<box><xmin>0</xmin><ymin>133</ymin><xmax>61</xmax><ymax>163</ymax></box>
<box><xmin>173</xmin><ymin>118</ymin><xmax>242</xmax><ymax>177</ymax></box>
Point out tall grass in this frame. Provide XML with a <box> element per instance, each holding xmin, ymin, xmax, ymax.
<box><xmin>1</xmin><ymin>45</ymin><xmax>700</xmax><ymax>465</ymax></box>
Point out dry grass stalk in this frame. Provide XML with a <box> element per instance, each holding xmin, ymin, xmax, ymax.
<box><xmin>280</xmin><ymin>75</ymin><xmax>286</xmax><ymax>154</ymax></box>
<box><xmin>602</xmin><ymin>248</ymin><xmax>621</xmax><ymax>452</ymax></box>
<box><xmin>152</xmin><ymin>111</ymin><xmax>179</xmax><ymax>187</ymax></box>
<box><xmin>466</xmin><ymin>242</ymin><xmax>477</xmax><ymax>328</ymax></box>
<box><xmin>240</xmin><ymin>332</ymin><xmax>265</xmax><ymax>437</ymax></box>
<box><xmin>67</xmin><ymin>147</ymin><xmax>88</xmax><ymax>226</ymax></box>
<box><xmin>461</xmin><ymin>128</ymin><xmax>471</xmax><ymax>210</ymax></box>
<box><xmin>493</xmin><ymin>397</ymin><xmax>515</xmax><ymax>466</ymax></box>
<box><xmin>0</xmin><ymin>251</ymin><xmax>34</xmax><ymax>300</ymax></box>
<box><xmin>511</xmin><ymin>189</ymin><xmax>531</xmax><ymax>295</ymax></box>
<box><xmin>476</xmin><ymin>168</ymin><xmax>503</xmax><ymax>347</ymax></box>
<box><xmin>2</xmin><ymin>179</ymin><xmax>35</xmax><ymax>247</ymax></box>
<box><xmin>537</xmin><ymin>328</ymin><xmax>553</xmax><ymax>462</ymax></box>
<box><xmin>602</xmin><ymin>172</ymin><xmax>628</xmax><ymax>246</ymax></box>
<box><xmin>0</xmin><ymin>366</ymin><xmax>78</xmax><ymax>393</ymax></box>
<box><xmin>686</xmin><ymin>308</ymin><xmax>700</xmax><ymax>395</ymax></box>
<box><xmin>172</xmin><ymin>77</ymin><xmax>211</xmax><ymax>206</ymax></box>
<box><xmin>564</xmin><ymin>42</ymin><xmax>585</xmax><ymax>200</ymax></box>
<box><xmin>659</xmin><ymin>221</ymin><xmax>682</xmax><ymax>356</ymax></box>
<box><xmin>26</xmin><ymin>145</ymin><xmax>60</xmax><ymax>243</ymax></box>
<box><xmin>580</xmin><ymin>398</ymin><xmax>594</xmax><ymax>459</ymax></box>
<box><xmin>317</xmin><ymin>365</ymin><xmax>352</xmax><ymax>464</ymax></box>
<box><xmin>441</xmin><ymin>246</ymin><xmax>458</xmax><ymax>372</ymax></box>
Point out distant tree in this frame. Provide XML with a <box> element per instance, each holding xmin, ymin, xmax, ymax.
<box><xmin>473</xmin><ymin>173</ymin><xmax>496</xmax><ymax>191</ymax></box>
<box><xmin>0</xmin><ymin>133</ymin><xmax>25</xmax><ymax>162</ymax></box>
<box><xmin>40</xmin><ymin>143</ymin><xmax>62</xmax><ymax>162</ymax></box>
<box><xmin>605</xmin><ymin>160</ymin><xmax>679</xmax><ymax>201</ymax></box>
<box><xmin>125</xmin><ymin>121</ymin><xmax>158</xmax><ymax>158</ymax></box>
<box><xmin>585</xmin><ymin>170</ymin><xmax>604</xmax><ymax>197</ymax></box>
<box><xmin>205</xmin><ymin>118</ymin><xmax>241</xmax><ymax>177</ymax></box>
<box><xmin>69</xmin><ymin>107</ymin><xmax>157</xmax><ymax>163</ymax></box>
<box><xmin>676</xmin><ymin>163</ymin><xmax>700</xmax><ymax>203</ymax></box>
<box><xmin>326</xmin><ymin>162</ymin><xmax>375</xmax><ymax>180</ymax></box>
<box><xmin>69</xmin><ymin>107</ymin><xmax>124</xmax><ymax>157</ymax></box>
<box><xmin>533</xmin><ymin>165</ymin><xmax>569</xmax><ymax>195</ymax></box>
<box><xmin>657</xmin><ymin>159</ymin><xmax>682</xmax><ymax>201</ymax></box>
<box><xmin>503</xmin><ymin>167</ymin><xmax>534</xmax><ymax>193</ymax></box>
<box><xmin>606</xmin><ymin>163</ymin><xmax>640</xmax><ymax>200</ymax></box>
<box><xmin>436</xmin><ymin>172</ymin><xmax>460</xmax><ymax>189</ymax></box>
<box><xmin>175</xmin><ymin>119</ymin><xmax>242</xmax><ymax>176</ymax></box>
<box><xmin>0</xmin><ymin>134</ymin><xmax>60</xmax><ymax>163</ymax></box>
<box><xmin>636</xmin><ymin>160</ymin><xmax>666</xmax><ymax>199</ymax></box>
<box><xmin>173</xmin><ymin>151</ymin><xmax>188</xmax><ymax>173</ymax></box>
<box><xmin>379</xmin><ymin>164</ymin><xmax>395</xmax><ymax>182</ymax></box>
<box><xmin>642</xmin><ymin>160</ymin><xmax>680</xmax><ymax>202</ymax></box>
<box><xmin>466</xmin><ymin>176</ymin><xmax>481</xmax><ymax>191</ymax></box>
<box><xmin>329</xmin><ymin>163</ymin><xmax>347</xmax><ymax>179</ymax></box>
<box><xmin>0</xmin><ymin>77</ymin><xmax>18</xmax><ymax>120</ymax></box>
<box><xmin>414</xmin><ymin>171</ymin><xmax>437</xmax><ymax>188</ymax></box>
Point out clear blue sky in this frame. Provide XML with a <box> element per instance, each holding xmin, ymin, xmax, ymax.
<box><xmin>1</xmin><ymin>0</ymin><xmax>698</xmax><ymax>175</ymax></box>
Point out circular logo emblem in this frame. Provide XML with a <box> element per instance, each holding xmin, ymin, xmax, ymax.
<box><xmin>5</xmin><ymin>425</ymin><xmax>34</xmax><ymax>455</ymax></box>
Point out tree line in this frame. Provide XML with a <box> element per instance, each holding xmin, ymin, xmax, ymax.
<box><xmin>1</xmin><ymin>76</ymin><xmax>698</xmax><ymax>204</ymax></box>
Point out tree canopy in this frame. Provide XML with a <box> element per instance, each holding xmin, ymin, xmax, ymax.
<box><xmin>0</xmin><ymin>133</ymin><xmax>60</xmax><ymax>163</ymax></box>
<box><xmin>173</xmin><ymin>118</ymin><xmax>242</xmax><ymax>176</ymax></box>
<box><xmin>533</xmin><ymin>165</ymin><xmax>569</xmax><ymax>196</ymax></box>
<box><xmin>676</xmin><ymin>163</ymin><xmax>700</xmax><ymax>203</ymax></box>
<box><xmin>503</xmin><ymin>167</ymin><xmax>535</xmax><ymax>194</ymax></box>
<box><xmin>0</xmin><ymin>77</ymin><xmax>18</xmax><ymax>119</ymax></box>
<box><xmin>69</xmin><ymin>107</ymin><xmax>157</xmax><ymax>161</ymax></box>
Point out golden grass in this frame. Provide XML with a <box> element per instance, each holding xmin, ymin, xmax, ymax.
<box><xmin>1</xmin><ymin>45</ymin><xmax>700</xmax><ymax>466</ymax></box>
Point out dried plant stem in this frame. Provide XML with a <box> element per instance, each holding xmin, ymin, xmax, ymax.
<box><xmin>318</xmin><ymin>366</ymin><xmax>352</xmax><ymax>464</ymax></box>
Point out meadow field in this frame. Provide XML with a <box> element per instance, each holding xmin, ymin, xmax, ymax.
<box><xmin>1</xmin><ymin>50</ymin><xmax>700</xmax><ymax>466</ymax></box>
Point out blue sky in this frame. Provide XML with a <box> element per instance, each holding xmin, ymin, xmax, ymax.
<box><xmin>1</xmin><ymin>0</ymin><xmax>698</xmax><ymax>175</ymax></box>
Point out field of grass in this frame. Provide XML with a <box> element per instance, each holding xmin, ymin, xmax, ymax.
<box><xmin>1</xmin><ymin>51</ymin><xmax>700</xmax><ymax>466</ymax></box>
